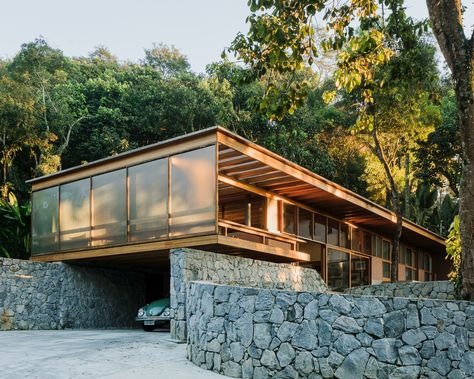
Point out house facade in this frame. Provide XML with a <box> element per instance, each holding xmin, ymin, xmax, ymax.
<box><xmin>28</xmin><ymin>126</ymin><xmax>447</xmax><ymax>290</ymax></box>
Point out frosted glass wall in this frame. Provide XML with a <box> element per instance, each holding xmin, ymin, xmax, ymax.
<box><xmin>60</xmin><ymin>178</ymin><xmax>90</xmax><ymax>250</ymax></box>
<box><xmin>170</xmin><ymin>145</ymin><xmax>216</xmax><ymax>236</ymax></box>
<box><xmin>32</xmin><ymin>187</ymin><xmax>59</xmax><ymax>254</ymax></box>
<box><xmin>91</xmin><ymin>169</ymin><xmax>127</xmax><ymax>246</ymax></box>
<box><xmin>129</xmin><ymin>158</ymin><xmax>168</xmax><ymax>241</ymax></box>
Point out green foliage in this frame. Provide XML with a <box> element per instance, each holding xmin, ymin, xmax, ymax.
<box><xmin>446</xmin><ymin>215</ymin><xmax>462</xmax><ymax>292</ymax></box>
<box><xmin>0</xmin><ymin>192</ymin><xmax>30</xmax><ymax>259</ymax></box>
<box><xmin>414</xmin><ymin>87</ymin><xmax>461</xmax><ymax>196</ymax></box>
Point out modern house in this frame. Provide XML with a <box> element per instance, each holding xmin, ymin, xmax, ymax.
<box><xmin>28</xmin><ymin>126</ymin><xmax>447</xmax><ymax>291</ymax></box>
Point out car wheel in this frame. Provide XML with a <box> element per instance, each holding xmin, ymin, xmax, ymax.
<box><xmin>142</xmin><ymin>324</ymin><xmax>155</xmax><ymax>332</ymax></box>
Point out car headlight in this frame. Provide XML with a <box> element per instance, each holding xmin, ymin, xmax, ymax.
<box><xmin>162</xmin><ymin>308</ymin><xmax>170</xmax><ymax>317</ymax></box>
<box><xmin>138</xmin><ymin>308</ymin><xmax>145</xmax><ymax>317</ymax></box>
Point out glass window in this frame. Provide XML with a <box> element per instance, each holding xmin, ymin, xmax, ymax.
<box><xmin>60</xmin><ymin>178</ymin><xmax>90</xmax><ymax>250</ymax></box>
<box><xmin>298</xmin><ymin>241</ymin><xmax>324</xmax><ymax>275</ymax></box>
<box><xmin>129</xmin><ymin>159</ymin><xmax>168</xmax><ymax>241</ymax></box>
<box><xmin>406</xmin><ymin>248</ymin><xmax>413</xmax><ymax>267</ymax></box>
<box><xmin>340</xmin><ymin>223</ymin><xmax>351</xmax><ymax>249</ymax></box>
<box><xmin>170</xmin><ymin>146</ymin><xmax>216</xmax><ymax>236</ymax></box>
<box><xmin>362</xmin><ymin>231</ymin><xmax>372</xmax><ymax>255</ymax></box>
<box><xmin>327</xmin><ymin>249</ymin><xmax>349</xmax><ymax>291</ymax></box>
<box><xmin>383</xmin><ymin>240</ymin><xmax>391</xmax><ymax>261</ymax></box>
<box><xmin>327</xmin><ymin>219</ymin><xmax>339</xmax><ymax>246</ymax></box>
<box><xmin>375</xmin><ymin>236</ymin><xmax>383</xmax><ymax>258</ymax></box>
<box><xmin>424</xmin><ymin>272</ymin><xmax>432</xmax><ymax>281</ymax></box>
<box><xmin>352</xmin><ymin>227</ymin><xmax>362</xmax><ymax>252</ymax></box>
<box><xmin>351</xmin><ymin>254</ymin><xmax>370</xmax><ymax>287</ymax></box>
<box><xmin>400</xmin><ymin>245</ymin><xmax>406</xmax><ymax>264</ymax></box>
<box><xmin>405</xmin><ymin>268</ymin><xmax>415</xmax><ymax>281</ymax></box>
<box><xmin>32</xmin><ymin>187</ymin><xmax>59</xmax><ymax>254</ymax></box>
<box><xmin>383</xmin><ymin>262</ymin><xmax>391</xmax><ymax>279</ymax></box>
<box><xmin>298</xmin><ymin>208</ymin><xmax>312</xmax><ymax>239</ymax></box>
<box><xmin>91</xmin><ymin>169</ymin><xmax>127</xmax><ymax>246</ymax></box>
<box><xmin>314</xmin><ymin>213</ymin><xmax>326</xmax><ymax>243</ymax></box>
<box><xmin>282</xmin><ymin>203</ymin><xmax>297</xmax><ymax>235</ymax></box>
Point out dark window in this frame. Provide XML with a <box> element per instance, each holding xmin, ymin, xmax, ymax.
<box><xmin>362</xmin><ymin>231</ymin><xmax>372</xmax><ymax>255</ymax></box>
<box><xmin>383</xmin><ymin>240</ymin><xmax>391</xmax><ymax>261</ymax></box>
<box><xmin>383</xmin><ymin>262</ymin><xmax>391</xmax><ymax>279</ymax></box>
<box><xmin>352</xmin><ymin>227</ymin><xmax>362</xmax><ymax>252</ymax></box>
<box><xmin>340</xmin><ymin>223</ymin><xmax>351</xmax><ymax>249</ymax></box>
<box><xmin>298</xmin><ymin>208</ymin><xmax>313</xmax><ymax>239</ymax></box>
<box><xmin>282</xmin><ymin>203</ymin><xmax>297</xmax><ymax>235</ymax></box>
<box><xmin>327</xmin><ymin>219</ymin><xmax>340</xmax><ymax>246</ymax></box>
<box><xmin>314</xmin><ymin>213</ymin><xmax>327</xmax><ymax>243</ymax></box>
<box><xmin>327</xmin><ymin>250</ymin><xmax>349</xmax><ymax>291</ymax></box>
<box><xmin>351</xmin><ymin>255</ymin><xmax>370</xmax><ymax>287</ymax></box>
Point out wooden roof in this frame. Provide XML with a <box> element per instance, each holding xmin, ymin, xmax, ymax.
<box><xmin>27</xmin><ymin>126</ymin><xmax>445</xmax><ymax>254</ymax></box>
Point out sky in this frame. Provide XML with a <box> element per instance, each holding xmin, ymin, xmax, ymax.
<box><xmin>1</xmin><ymin>0</ymin><xmax>473</xmax><ymax>73</ymax></box>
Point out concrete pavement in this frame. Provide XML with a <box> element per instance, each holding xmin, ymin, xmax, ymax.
<box><xmin>0</xmin><ymin>329</ymin><xmax>226</xmax><ymax>379</ymax></box>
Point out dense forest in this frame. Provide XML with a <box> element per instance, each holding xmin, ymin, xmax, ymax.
<box><xmin>0</xmin><ymin>34</ymin><xmax>460</xmax><ymax>260</ymax></box>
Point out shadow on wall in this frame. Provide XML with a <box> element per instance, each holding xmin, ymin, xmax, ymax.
<box><xmin>0</xmin><ymin>257</ymin><xmax>146</xmax><ymax>330</ymax></box>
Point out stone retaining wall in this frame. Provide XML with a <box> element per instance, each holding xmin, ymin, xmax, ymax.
<box><xmin>346</xmin><ymin>281</ymin><xmax>456</xmax><ymax>300</ymax></box>
<box><xmin>0</xmin><ymin>257</ymin><xmax>145</xmax><ymax>330</ymax></box>
<box><xmin>170</xmin><ymin>248</ymin><xmax>327</xmax><ymax>341</ymax></box>
<box><xmin>187</xmin><ymin>281</ymin><xmax>474</xmax><ymax>379</ymax></box>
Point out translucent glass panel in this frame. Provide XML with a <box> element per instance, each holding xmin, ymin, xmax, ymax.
<box><xmin>352</xmin><ymin>227</ymin><xmax>362</xmax><ymax>252</ymax></box>
<box><xmin>60</xmin><ymin>178</ymin><xmax>90</xmax><ymax>250</ymax></box>
<box><xmin>327</xmin><ymin>219</ymin><xmax>339</xmax><ymax>246</ymax></box>
<box><xmin>32</xmin><ymin>187</ymin><xmax>59</xmax><ymax>254</ymax></box>
<box><xmin>351</xmin><ymin>255</ymin><xmax>370</xmax><ymax>287</ymax></box>
<box><xmin>129</xmin><ymin>159</ymin><xmax>168</xmax><ymax>241</ymax></box>
<box><xmin>327</xmin><ymin>249</ymin><xmax>349</xmax><ymax>291</ymax></box>
<box><xmin>170</xmin><ymin>145</ymin><xmax>216</xmax><ymax>236</ymax></box>
<box><xmin>92</xmin><ymin>169</ymin><xmax>127</xmax><ymax>246</ymax></box>
<box><xmin>314</xmin><ymin>214</ymin><xmax>326</xmax><ymax>243</ymax></box>
<box><xmin>298</xmin><ymin>208</ymin><xmax>312</xmax><ymax>239</ymax></box>
<box><xmin>282</xmin><ymin>203</ymin><xmax>297</xmax><ymax>234</ymax></box>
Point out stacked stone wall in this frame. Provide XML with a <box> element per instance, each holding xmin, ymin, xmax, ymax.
<box><xmin>170</xmin><ymin>248</ymin><xmax>327</xmax><ymax>341</ymax></box>
<box><xmin>346</xmin><ymin>280</ymin><xmax>456</xmax><ymax>300</ymax></box>
<box><xmin>0</xmin><ymin>257</ymin><xmax>145</xmax><ymax>330</ymax></box>
<box><xmin>187</xmin><ymin>281</ymin><xmax>474</xmax><ymax>379</ymax></box>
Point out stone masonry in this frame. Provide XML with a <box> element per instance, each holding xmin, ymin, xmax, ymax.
<box><xmin>170</xmin><ymin>248</ymin><xmax>327</xmax><ymax>341</ymax></box>
<box><xmin>0</xmin><ymin>257</ymin><xmax>145</xmax><ymax>330</ymax></box>
<box><xmin>345</xmin><ymin>281</ymin><xmax>456</xmax><ymax>300</ymax></box>
<box><xmin>187</xmin><ymin>281</ymin><xmax>474</xmax><ymax>379</ymax></box>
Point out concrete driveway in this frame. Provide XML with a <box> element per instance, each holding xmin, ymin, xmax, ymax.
<box><xmin>0</xmin><ymin>329</ymin><xmax>226</xmax><ymax>379</ymax></box>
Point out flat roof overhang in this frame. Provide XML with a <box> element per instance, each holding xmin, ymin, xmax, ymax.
<box><xmin>28</xmin><ymin>126</ymin><xmax>445</xmax><ymax>257</ymax></box>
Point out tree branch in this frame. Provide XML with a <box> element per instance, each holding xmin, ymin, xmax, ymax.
<box><xmin>426</xmin><ymin>0</ymin><xmax>468</xmax><ymax>76</ymax></box>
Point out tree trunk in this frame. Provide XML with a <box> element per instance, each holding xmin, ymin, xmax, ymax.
<box><xmin>426</xmin><ymin>0</ymin><xmax>474</xmax><ymax>298</ymax></box>
<box><xmin>458</xmin><ymin>71</ymin><xmax>474</xmax><ymax>298</ymax></box>
<box><xmin>371</xmin><ymin>126</ymin><xmax>400</xmax><ymax>282</ymax></box>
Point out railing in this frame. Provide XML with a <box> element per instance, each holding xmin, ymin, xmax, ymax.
<box><xmin>218</xmin><ymin>219</ymin><xmax>305</xmax><ymax>251</ymax></box>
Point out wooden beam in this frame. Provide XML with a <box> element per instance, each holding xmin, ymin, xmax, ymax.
<box><xmin>30</xmin><ymin>234</ymin><xmax>219</xmax><ymax>262</ymax></box>
<box><xmin>218</xmin><ymin>235</ymin><xmax>310</xmax><ymax>262</ymax></box>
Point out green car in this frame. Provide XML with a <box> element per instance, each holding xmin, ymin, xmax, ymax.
<box><xmin>136</xmin><ymin>297</ymin><xmax>171</xmax><ymax>331</ymax></box>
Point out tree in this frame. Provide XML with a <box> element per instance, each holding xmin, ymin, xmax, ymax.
<box><xmin>425</xmin><ymin>1</ymin><xmax>474</xmax><ymax>298</ymax></box>
<box><xmin>230</xmin><ymin>0</ymin><xmax>437</xmax><ymax>281</ymax></box>
<box><xmin>142</xmin><ymin>43</ymin><xmax>191</xmax><ymax>77</ymax></box>
<box><xmin>414</xmin><ymin>86</ymin><xmax>462</xmax><ymax>197</ymax></box>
